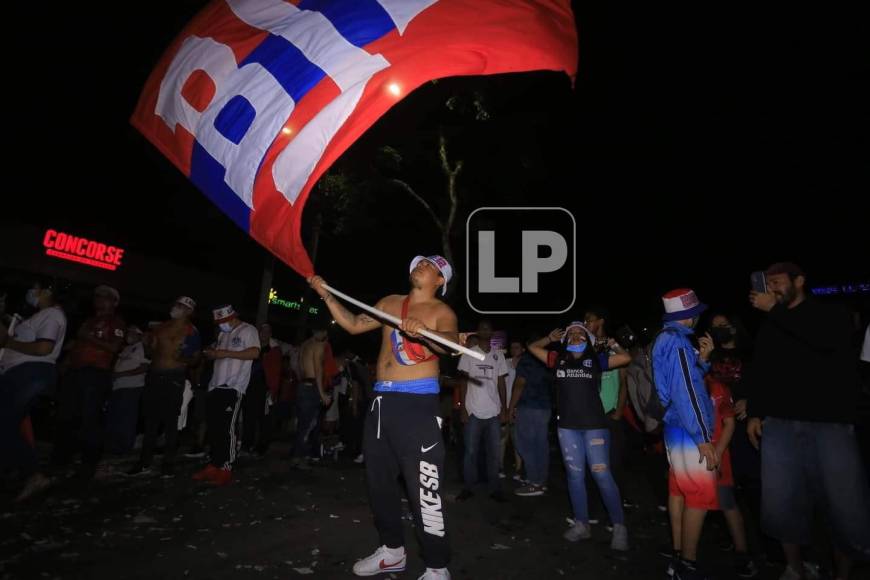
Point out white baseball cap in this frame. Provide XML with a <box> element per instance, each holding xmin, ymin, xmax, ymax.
<box><xmin>409</xmin><ymin>255</ymin><xmax>453</xmax><ymax>296</ymax></box>
<box><xmin>176</xmin><ymin>296</ymin><xmax>196</xmax><ymax>310</ymax></box>
<box><xmin>213</xmin><ymin>304</ymin><xmax>236</xmax><ymax>322</ymax></box>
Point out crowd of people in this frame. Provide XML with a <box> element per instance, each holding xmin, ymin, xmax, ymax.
<box><xmin>1</xmin><ymin>257</ymin><xmax>869</xmax><ymax>580</ymax></box>
<box><xmin>0</xmin><ymin>281</ymin><xmax>365</xmax><ymax>497</ymax></box>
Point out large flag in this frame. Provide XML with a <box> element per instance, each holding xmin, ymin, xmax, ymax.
<box><xmin>132</xmin><ymin>0</ymin><xmax>578</xmax><ymax>277</ymax></box>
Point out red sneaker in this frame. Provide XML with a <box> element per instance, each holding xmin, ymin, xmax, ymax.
<box><xmin>192</xmin><ymin>465</ymin><xmax>220</xmax><ymax>481</ymax></box>
<box><xmin>209</xmin><ymin>468</ymin><xmax>233</xmax><ymax>486</ymax></box>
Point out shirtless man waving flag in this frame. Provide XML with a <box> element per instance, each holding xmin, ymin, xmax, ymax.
<box><xmin>309</xmin><ymin>255</ymin><xmax>458</xmax><ymax>580</ymax></box>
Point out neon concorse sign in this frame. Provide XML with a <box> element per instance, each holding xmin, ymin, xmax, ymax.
<box><xmin>43</xmin><ymin>229</ymin><xmax>125</xmax><ymax>271</ymax></box>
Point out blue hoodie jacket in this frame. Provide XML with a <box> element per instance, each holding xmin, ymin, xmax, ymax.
<box><xmin>652</xmin><ymin>322</ymin><xmax>714</xmax><ymax>446</ymax></box>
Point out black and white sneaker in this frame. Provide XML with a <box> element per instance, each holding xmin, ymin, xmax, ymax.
<box><xmin>124</xmin><ymin>464</ymin><xmax>152</xmax><ymax>477</ymax></box>
<box><xmin>514</xmin><ymin>484</ymin><xmax>546</xmax><ymax>497</ymax></box>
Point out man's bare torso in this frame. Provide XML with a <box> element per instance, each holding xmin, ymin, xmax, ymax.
<box><xmin>149</xmin><ymin>320</ymin><xmax>189</xmax><ymax>371</ymax></box>
<box><xmin>376</xmin><ymin>294</ymin><xmax>449</xmax><ymax>382</ymax></box>
<box><xmin>300</xmin><ymin>337</ymin><xmax>324</xmax><ymax>381</ymax></box>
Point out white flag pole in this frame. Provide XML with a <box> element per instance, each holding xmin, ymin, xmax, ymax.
<box><xmin>321</xmin><ymin>283</ymin><xmax>484</xmax><ymax>361</ymax></box>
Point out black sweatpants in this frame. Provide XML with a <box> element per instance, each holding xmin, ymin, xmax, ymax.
<box><xmin>242</xmin><ymin>376</ymin><xmax>271</xmax><ymax>451</ymax></box>
<box><xmin>52</xmin><ymin>367</ymin><xmax>113</xmax><ymax>470</ymax></box>
<box><xmin>364</xmin><ymin>392</ymin><xmax>449</xmax><ymax>568</ymax></box>
<box><xmin>140</xmin><ymin>369</ymin><xmax>186</xmax><ymax>467</ymax></box>
<box><xmin>207</xmin><ymin>387</ymin><xmax>242</xmax><ymax>470</ymax></box>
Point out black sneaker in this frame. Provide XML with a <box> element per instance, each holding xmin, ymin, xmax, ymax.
<box><xmin>125</xmin><ymin>464</ymin><xmax>152</xmax><ymax>477</ymax></box>
<box><xmin>455</xmin><ymin>489</ymin><xmax>474</xmax><ymax>502</ymax></box>
<box><xmin>160</xmin><ymin>464</ymin><xmax>176</xmax><ymax>479</ymax></box>
<box><xmin>489</xmin><ymin>491</ymin><xmax>508</xmax><ymax>503</ymax></box>
<box><xmin>674</xmin><ymin>559</ymin><xmax>708</xmax><ymax>580</ymax></box>
<box><xmin>735</xmin><ymin>559</ymin><xmax>759</xmax><ymax>578</ymax></box>
<box><xmin>514</xmin><ymin>483</ymin><xmax>546</xmax><ymax>497</ymax></box>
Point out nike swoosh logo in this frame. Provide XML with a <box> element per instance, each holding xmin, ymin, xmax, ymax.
<box><xmin>421</xmin><ymin>443</ymin><xmax>439</xmax><ymax>453</ymax></box>
<box><xmin>379</xmin><ymin>558</ymin><xmax>403</xmax><ymax>569</ymax></box>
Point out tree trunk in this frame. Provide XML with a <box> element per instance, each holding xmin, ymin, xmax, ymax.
<box><xmin>297</xmin><ymin>211</ymin><xmax>323</xmax><ymax>342</ymax></box>
<box><xmin>255</xmin><ymin>254</ymin><xmax>274</xmax><ymax>327</ymax></box>
<box><xmin>439</xmin><ymin>131</ymin><xmax>462</xmax><ymax>291</ymax></box>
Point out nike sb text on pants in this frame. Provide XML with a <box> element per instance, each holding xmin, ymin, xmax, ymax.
<box><xmin>364</xmin><ymin>391</ymin><xmax>449</xmax><ymax>568</ymax></box>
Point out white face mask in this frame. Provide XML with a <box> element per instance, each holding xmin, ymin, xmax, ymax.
<box><xmin>169</xmin><ymin>306</ymin><xmax>185</xmax><ymax>320</ymax></box>
<box><xmin>219</xmin><ymin>322</ymin><xmax>233</xmax><ymax>333</ymax></box>
<box><xmin>25</xmin><ymin>288</ymin><xmax>40</xmax><ymax>308</ymax></box>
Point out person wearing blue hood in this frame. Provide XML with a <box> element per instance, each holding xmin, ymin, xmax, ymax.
<box><xmin>652</xmin><ymin>288</ymin><xmax>718</xmax><ymax>580</ymax></box>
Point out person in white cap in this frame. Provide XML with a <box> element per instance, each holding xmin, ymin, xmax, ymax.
<box><xmin>128</xmin><ymin>296</ymin><xmax>200</xmax><ymax>478</ymax></box>
<box><xmin>192</xmin><ymin>305</ymin><xmax>259</xmax><ymax>486</ymax></box>
<box><xmin>651</xmin><ymin>288</ymin><xmax>717</xmax><ymax>580</ymax></box>
<box><xmin>308</xmin><ymin>255</ymin><xmax>458</xmax><ymax>580</ymax></box>
<box><xmin>526</xmin><ymin>322</ymin><xmax>632</xmax><ymax>551</ymax></box>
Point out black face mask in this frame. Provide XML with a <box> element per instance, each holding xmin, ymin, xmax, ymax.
<box><xmin>710</xmin><ymin>326</ymin><xmax>736</xmax><ymax>345</ymax></box>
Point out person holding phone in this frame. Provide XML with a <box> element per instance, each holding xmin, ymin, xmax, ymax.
<box><xmin>745</xmin><ymin>262</ymin><xmax>870</xmax><ymax>580</ymax></box>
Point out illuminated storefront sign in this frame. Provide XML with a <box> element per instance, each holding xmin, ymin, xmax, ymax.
<box><xmin>43</xmin><ymin>229</ymin><xmax>125</xmax><ymax>271</ymax></box>
<box><xmin>269</xmin><ymin>288</ymin><xmax>319</xmax><ymax>314</ymax></box>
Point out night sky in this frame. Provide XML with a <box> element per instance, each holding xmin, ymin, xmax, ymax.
<box><xmin>5</xmin><ymin>2</ymin><xmax>868</xmax><ymax>344</ymax></box>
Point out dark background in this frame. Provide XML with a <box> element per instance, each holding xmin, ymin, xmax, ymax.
<box><xmin>4</xmin><ymin>1</ymin><xmax>868</xmax><ymax>351</ymax></box>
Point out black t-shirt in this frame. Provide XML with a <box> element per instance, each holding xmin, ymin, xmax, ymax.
<box><xmin>549</xmin><ymin>350</ymin><xmax>610</xmax><ymax>429</ymax></box>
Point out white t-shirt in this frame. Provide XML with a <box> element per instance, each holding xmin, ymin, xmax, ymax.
<box><xmin>861</xmin><ymin>324</ymin><xmax>870</xmax><ymax>363</ymax></box>
<box><xmin>209</xmin><ymin>322</ymin><xmax>261</xmax><ymax>394</ymax></box>
<box><xmin>113</xmin><ymin>342</ymin><xmax>150</xmax><ymax>390</ymax></box>
<box><xmin>0</xmin><ymin>306</ymin><xmax>67</xmax><ymax>373</ymax></box>
<box><xmin>458</xmin><ymin>346</ymin><xmax>509</xmax><ymax>419</ymax></box>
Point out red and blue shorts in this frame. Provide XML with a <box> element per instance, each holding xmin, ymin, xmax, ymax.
<box><xmin>665</xmin><ymin>425</ymin><xmax>718</xmax><ymax>510</ymax></box>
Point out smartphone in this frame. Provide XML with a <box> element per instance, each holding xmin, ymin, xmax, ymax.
<box><xmin>750</xmin><ymin>271</ymin><xmax>767</xmax><ymax>293</ymax></box>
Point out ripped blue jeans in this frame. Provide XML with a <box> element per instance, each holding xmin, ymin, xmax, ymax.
<box><xmin>558</xmin><ymin>427</ymin><xmax>624</xmax><ymax>525</ymax></box>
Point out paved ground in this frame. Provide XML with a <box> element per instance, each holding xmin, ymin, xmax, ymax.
<box><xmin>0</xmin><ymin>439</ymin><xmax>857</xmax><ymax>580</ymax></box>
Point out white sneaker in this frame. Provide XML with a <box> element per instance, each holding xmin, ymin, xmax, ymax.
<box><xmin>563</xmin><ymin>521</ymin><xmax>592</xmax><ymax>542</ymax></box>
<box><xmin>15</xmin><ymin>473</ymin><xmax>53</xmax><ymax>503</ymax></box>
<box><xmin>779</xmin><ymin>563</ymin><xmax>822</xmax><ymax>580</ymax></box>
<box><xmin>417</xmin><ymin>568</ymin><xmax>451</xmax><ymax>580</ymax></box>
<box><xmin>610</xmin><ymin>523</ymin><xmax>629</xmax><ymax>551</ymax></box>
<box><xmin>352</xmin><ymin>545</ymin><xmax>406</xmax><ymax>576</ymax></box>
<box><xmin>354</xmin><ymin>453</ymin><xmax>365</xmax><ymax>464</ymax></box>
